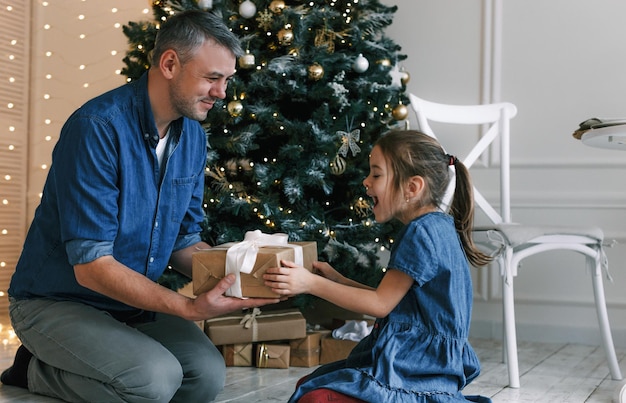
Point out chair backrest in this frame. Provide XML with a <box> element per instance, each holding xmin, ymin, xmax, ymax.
<box><xmin>408</xmin><ymin>93</ymin><xmax>518</xmax><ymax>225</ymax></box>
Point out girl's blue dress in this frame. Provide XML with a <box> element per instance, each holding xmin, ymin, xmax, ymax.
<box><xmin>289</xmin><ymin>212</ymin><xmax>491</xmax><ymax>403</ymax></box>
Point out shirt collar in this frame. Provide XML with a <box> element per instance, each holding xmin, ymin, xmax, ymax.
<box><xmin>133</xmin><ymin>72</ymin><xmax>184</xmax><ymax>148</ymax></box>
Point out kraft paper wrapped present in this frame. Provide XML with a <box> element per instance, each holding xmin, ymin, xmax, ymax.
<box><xmin>319</xmin><ymin>336</ymin><xmax>358</xmax><ymax>364</ymax></box>
<box><xmin>192</xmin><ymin>230</ymin><xmax>317</xmax><ymax>298</ymax></box>
<box><xmin>319</xmin><ymin>319</ymin><xmax>374</xmax><ymax>364</ymax></box>
<box><xmin>289</xmin><ymin>330</ymin><xmax>330</xmax><ymax>367</ymax></box>
<box><xmin>221</xmin><ymin>344</ymin><xmax>253</xmax><ymax>367</ymax></box>
<box><xmin>256</xmin><ymin>343</ymin><xmax>290</xmax><ymax>369</ymax></box>
<box><xmin>204</xmin><ymin>308</ymin><xmax>306</xmax><ymax>346</ymax></box>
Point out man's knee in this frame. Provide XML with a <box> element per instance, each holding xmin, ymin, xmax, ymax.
<box><xmin>175</xmin><ymin>342</ymin><xmax>226</xmax><ymax>401</ymax></box>
<box><xmin>117</xmin><ymin>353</ymin><xmax>184</xmax><ymax>403</ymax></box>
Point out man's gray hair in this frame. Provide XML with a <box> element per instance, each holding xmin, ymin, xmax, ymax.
<box><xmin>152</xmin><ymin>9</ymin><xmax>243</xmax><ymax>66</ymax></box>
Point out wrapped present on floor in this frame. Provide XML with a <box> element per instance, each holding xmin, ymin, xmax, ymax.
<box><xmin>192</xmin><ymin>230</ymin><xmax>317</xmax><ymax>298</ymax></box>
<box><xmin>221</xmin><ymin>344</ymin><xmax>254</xmax><ymax>367</ymax></box>
<box><xmin>289</xmin><ymin>330</ymin><xmax>330</xmax><ymax>367</ymax></box>
<box><xmin>319</xmin><ymin>336</ymin><xmax>358</xmax><ymax>364</ymax></box>
<box><xmin>205</xmin><ymin>308</ymin><xmax>307</xmax><ymax>345</ymax></box>
<box><xmin>319</xmin><ymin>320</ymin><xmax>374</xmax><ymax>364</ymax></box>
<box><xmin>256</xmin><ymin>343</ymin><xmax>290</xmax><ymax>369</ymax></box>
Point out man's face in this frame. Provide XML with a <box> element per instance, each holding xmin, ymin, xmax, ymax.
<box><xmin>170</xmin><ymin>41</ymin><xmax>236</xmax><ymax>122</ymax></box>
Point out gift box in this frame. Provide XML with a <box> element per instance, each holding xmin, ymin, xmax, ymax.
<box><xmin>256</xmin><ymin>343</ymin><xmax>290</xmax><ymax>369</ymax></box>
<box><xmin>221</xmin><ymin>344</ymin><xmax>254</xmax><ymax>367</ymax></box>
<box><xmin>204</xmin><ymin>308</ymin><xmax>306</xmax><ymax>345</ymax></box>
<box><xmin>192</xmin><ymin>231</ymin><xmax>317</xmax><ymax>298</ymax></box>
<box><xmin>289</xmin><ymin>330</ymin><xmax>330</xmax><ymax>367</ymax></box>
<box><xmin>319</xmin><ymin>335</ymin><xmax>358</xmax><ymax>365</ymax></box>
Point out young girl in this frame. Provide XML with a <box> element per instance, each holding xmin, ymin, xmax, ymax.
<box><xmin>264</xmin><ymin>129</ymin><xmax>492</xmax><ymax>403</ymax></box>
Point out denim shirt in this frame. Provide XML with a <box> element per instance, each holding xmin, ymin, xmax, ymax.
<box><xmin>8</xmin><ymin>73</ymin><xmax>206</xmax><ymax>312</ymax></box>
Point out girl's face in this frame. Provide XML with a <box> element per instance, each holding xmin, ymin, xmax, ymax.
<box><xmin>362</xmin><ymin>145</ymin><xmax>401</xmax><ymax>223</ymax></box>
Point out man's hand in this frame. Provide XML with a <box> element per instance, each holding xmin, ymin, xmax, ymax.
<box><xmin>190</xmin><ymin>274</ymin><xmax>280</xmax><ymax>321</ymax></box>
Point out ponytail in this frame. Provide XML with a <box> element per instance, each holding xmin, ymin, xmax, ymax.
<box><xmin>448</xmin><ymin>160</ymin><xmax>492</xmax><ymax>267</ymax></box>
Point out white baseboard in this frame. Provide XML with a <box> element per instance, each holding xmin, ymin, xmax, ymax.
<box><xmin>471</xmin><ymin>319</ymin><xmax>626</xmax><ymax>348</ymax></box>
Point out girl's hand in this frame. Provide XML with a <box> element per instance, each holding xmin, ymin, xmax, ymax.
<box><xmin>264</xmin><ymin>260</ymin><xmax>314</xmax><ymax>296</ymax></box>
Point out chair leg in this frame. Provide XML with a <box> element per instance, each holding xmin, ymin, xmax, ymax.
<box><xmin>502</xmin><ymin>260</ymin><xmax>520</xmax><ymax>388</ymax></box>
<box><xmin>615</xmin><ymin>379</ymin><xmax>626</xmax><ymax>403</ymax></box>
<box><xmin>590</xmin><ymin>256</ymin><xmax>623</xmax><ymax>380</ymax></box>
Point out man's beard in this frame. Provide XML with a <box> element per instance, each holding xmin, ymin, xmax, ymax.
<box><xmin>170</xmin><ymin>80</ymin><xmax>211</xmax><ymax>122</ymax></box>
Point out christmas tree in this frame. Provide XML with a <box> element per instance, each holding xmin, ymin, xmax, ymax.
<box><xmin>121</xmin><ymin>0</ymin><xmax>410</xmax><ymax>305</ymax></box>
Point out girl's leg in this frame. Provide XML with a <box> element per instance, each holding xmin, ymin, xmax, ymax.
<box><xmin>298</xmin><ymin>389</ymin><xmax>367</xmax><ymax>403</ymax></box>
<box><xmin>295</xmin><ymin>375</ymin><xmax>367</xmax><ymax>403</ymax></box>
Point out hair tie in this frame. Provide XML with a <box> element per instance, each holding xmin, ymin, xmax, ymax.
<box><xmin>446</xmin><ymin>154</ymin><xmax>457</xmax><ymax>166</ymax></box>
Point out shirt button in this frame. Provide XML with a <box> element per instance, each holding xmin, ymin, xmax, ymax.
<box><xmin>154</xmin><ymin>221</ymin><xmax>159</xmax><ymax>228</ymax></box>
<box><xmin>149</xmin><ymin>257</ymin><xmax>154</xmax><ymax>263</ymax></box>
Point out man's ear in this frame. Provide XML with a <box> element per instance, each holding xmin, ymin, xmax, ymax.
<box><xmin>159</xmin><ymin>49</ymin><xmax>179</xmax><ymax>79</ymax></box>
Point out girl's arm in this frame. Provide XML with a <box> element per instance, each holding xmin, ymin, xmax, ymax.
<box><xmin>312</xmin><ymin>261</ymin><xmax>374</xmax><ymax>290</ymax></box>
<box><xmin>264</xmin><ymin>262</ymin><xmax>414</xmax><ymax>318</ymax></box>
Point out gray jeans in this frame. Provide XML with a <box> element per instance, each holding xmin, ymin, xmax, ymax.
<box><xmin>8</xmin><ymin>297</ymin><xmax>225</xmax><ymax>403</ymax></box>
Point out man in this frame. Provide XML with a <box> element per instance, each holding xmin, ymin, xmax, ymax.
<box><xmin>1</xmin><ymin>10</ymin><xmax>277</xmax><ymax>402</ymax></box>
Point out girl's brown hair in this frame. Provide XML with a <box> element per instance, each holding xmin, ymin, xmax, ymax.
<box><xmin>375</xmin><ymin>129</ymin><xmax>491</xmax><ymax>267</ymax></box>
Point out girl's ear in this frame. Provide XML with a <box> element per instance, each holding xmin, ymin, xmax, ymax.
<box><xmin>405</xmin><ymin>175</ymin><xmax>426</xmax><ymax>199</ymax></box>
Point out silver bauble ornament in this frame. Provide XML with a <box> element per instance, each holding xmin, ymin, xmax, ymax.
<box><xmin>239</xmin><ymin>0</ymin><xmax>257</xmax><ymax>19</ymax></box>
<box><xmin>352</xmin><ymin>54</ymin><xmax>369</xmax><ymax>73</ymax></box>
<box><xmin>197</xmin><ymin>0</ymin><xmax>212</xmax><ymax>10</ymax></box>
<box><xmin>238</xmin><ymin>52</ymin><xmax>256</xmax><ymax>69</ymax></box>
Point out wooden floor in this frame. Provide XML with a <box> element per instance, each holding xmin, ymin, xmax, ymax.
<box><xmin>0</xmin><ymin>329</ymin><xmax>624</xmax><ymax>402</ymax></box>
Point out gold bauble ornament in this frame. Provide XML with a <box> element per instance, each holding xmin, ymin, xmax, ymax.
<box><xmin>376</xmin><ymin>58</ymin><xmax>391</xmax><ymax>67</ymax></box>
<box><xmin>330</xmin><ymin>155</ymin><xmax>347</xmax><ymax>175</ymax></box>
<box><xmin>277</xmin><ymin>28</ymin><xmax>294</xmax><ymax>46</ymax></box>
<box><xmin>308</xmin><ymin>63</ymin><xmax>324</xmax><ymax>81</ymax></box>
<box><xmin>227</xmin><ymin>100</ymin><xmax>244</xmax><ymax>117</ymax></box>
<box><xmin>401</xmin><ymin>70</ymin><xmax>411</xmax><ymax>85</ymax></box>
<box><xmin>287</xmin><ymin>47</ymin><xmax>299</xmax><ymax>57</ymax></box>
<box><xmin>269</xmin><ymin>0</ymin><xmax>286</xmax><ymax>14</ymax></box>
<box><xmin>391</xmin><ymin>103</ymin><xmax>408</xmax><ymax>121</ymax></box>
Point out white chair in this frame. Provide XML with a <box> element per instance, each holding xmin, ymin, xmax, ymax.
<box><xmin>408</xmin><ymin>93</ymin><xmax>622</xmax><ymax>389</ymax></box>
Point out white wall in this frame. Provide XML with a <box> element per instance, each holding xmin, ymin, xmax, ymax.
<box><xmin>386</xmin><ymin>0</ymin><xmax>626</xmax><ymax>347</ymax></box>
